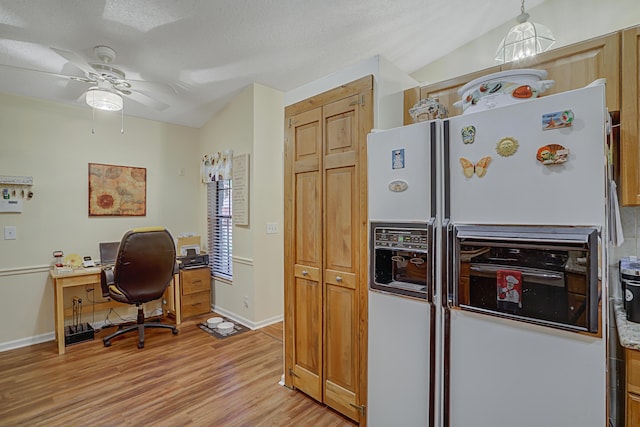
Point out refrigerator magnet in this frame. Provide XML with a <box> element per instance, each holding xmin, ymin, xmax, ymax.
<box><xmin>542</xmin><ymin>110</ymin><xmax>574</xmax><ymax>130</ymax></box>
<box><xmin>392</xmin><ymin>149</ymin><xmax>405</xmax><ymax>169</ymax></box>
<box><xmin>388</xmin><ymin>180</ymin><xmax>409</xmax><ymax>192</ymax></box>
<box><xmin>460</xmin><ymin>156</ymin><xmax>491</xmax><ymax>178</ymax></box>
<box><xmin>536</xmin><ymin>144</ymin><xmax>569</xmax><ymax>165</ymax></box>
<box><xmin>495</xmin><ymin>137</ymin><xmax>519</xmax><ymax>157</ymax></box>
<box><xmin>461</xmin><ymin>125</ymin><xmax>476</xmax><ymax>144</ymax></box>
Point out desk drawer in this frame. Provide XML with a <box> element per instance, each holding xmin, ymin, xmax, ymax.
<box><xmin>58</xmin><ymin>273</ymin><xmax>100</xmax><ymax>287</ymax></box>
<box><xmin>181</xmin><ymin>268</ymin><xmax>210</xmax><ymax>295</ymax></box>
<box><xmin>181</xmin><ymin>291</ymin><xmax>210</xmax><ymax>318</ymax></box>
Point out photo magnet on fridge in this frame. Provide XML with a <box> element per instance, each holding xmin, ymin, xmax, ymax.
<box><xmin>542</xmin><ymin>110</ymin><xmax>574</xmax><ymax>130</ymax></box>
<box><xmin>392</xmin><ymin>149</ymin><xmax>405</xmax><ymax>169</ymax></box>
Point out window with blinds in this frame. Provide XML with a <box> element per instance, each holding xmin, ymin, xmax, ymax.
<box><xmin>207</xmin><ymin>180</ymin><xmax>232</xmax><ymax>280</ymax></box>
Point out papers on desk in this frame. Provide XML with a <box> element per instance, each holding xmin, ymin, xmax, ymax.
<box><xmin>178</xmin><ymin>236</ymin><xmax>201</xmax><ymax>256</ymax></box>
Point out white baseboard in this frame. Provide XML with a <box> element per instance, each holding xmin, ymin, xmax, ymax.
<box><xmin>0</xmin><ymin>307</ymin><xmax>171</xmax><ymax>353</ymax></box>
<box><xmin>0</xmin><ymin>332</ymin><xmax>55</xmax><ymax>353</ymax></box>
<box><xmin>212</xmin><ymin>305</ymin><xmax>283</xmax><ymax>330</ymax></box>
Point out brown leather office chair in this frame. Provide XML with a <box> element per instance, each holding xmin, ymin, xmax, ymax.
<box><xmin>100</xmin><ymin>227</ymin><xmax>179</xmax><ymax>348</ymax></box>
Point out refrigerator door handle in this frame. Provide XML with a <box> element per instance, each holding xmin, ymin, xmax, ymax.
<box><xmin>442</xmin><ymin>219</ymin><xmax>454</xmax><ymax>308</ymax></box>
<box><xmin>428</xmin><ymin>217</ymin><xmax>436</xmax><ymax>303</ymax></box>
<box><xmin>469</xmin><ymin>264</ymin><xmax>564</xmax><ymax>280</ymax></box>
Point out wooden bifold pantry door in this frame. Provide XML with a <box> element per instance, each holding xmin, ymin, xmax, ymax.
<box><xmin>284</xmin><ymin>76</ymin><xmax>373</xmax><ymax>424</ymax></box>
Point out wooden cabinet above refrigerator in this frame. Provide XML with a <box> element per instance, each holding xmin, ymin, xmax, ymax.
<box><xmin>404</xmin><ymin>32</ymin><xmax>619</xmax><ymax>125</ymax></box>
<box><xmin>404</xmin><ymin>28</ymin><xmax>640</xmax><ymax>207</ymax></box>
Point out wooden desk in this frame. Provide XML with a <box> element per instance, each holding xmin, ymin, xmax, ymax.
<box><xmin>50</xmin><ymin>268</ymin><xmax>180</xmax><ymax>355</ymax></box>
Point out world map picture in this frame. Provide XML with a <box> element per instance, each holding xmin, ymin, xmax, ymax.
<box><xmin>88</xmin><ymin>163</ymin><xmax>146</xmax><ymax>216</ymax></box>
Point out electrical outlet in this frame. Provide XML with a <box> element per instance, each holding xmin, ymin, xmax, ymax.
<box><xmin>4</xmin><ymin>226</ymin><xmax>16</xmax><ymax>240</ymax></box>
<box><xmin>266</xmin><ymin>223</ymin><xmax>278</xmax><ymax>234</ymax></box>
<box><xmin>244</xmin><ymin>296</ymin><xmax>249</xmax><ymax>308</ymax></box>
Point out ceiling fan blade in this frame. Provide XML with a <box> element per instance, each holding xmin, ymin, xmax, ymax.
<box><xmin>0</xmin><ymin>62</ymin><xmax>85</xmax><ymax>81</ymax></box>
<box><xmin>123</xmin><ymin>90</ymin><xmax>170</xmax><ymax>111</ymax></box>
<box><xmin>50</xmin><ymin>47</ymin><xmax>95</xmax><ymax>76</ymax></box>
<box><xmin>127</xmin><ymin>78</ymin><xmax>178</xmax><ymax>96</ymax></box>
<box><xmin>69</xmin><ymin>75</ymin><xmax>97</xmax><ymax>84</ymax></box>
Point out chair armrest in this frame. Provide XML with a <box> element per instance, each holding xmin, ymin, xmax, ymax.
<box><xmin>101</xmin><ymin>267</ymin><xmax>114</xmax><ymax>298</ymax></box>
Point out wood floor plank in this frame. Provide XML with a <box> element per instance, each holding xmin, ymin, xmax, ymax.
<box><xmin>0</xmin><ymin>314</ymin><xmax>356</xmax><ymax>426</ymax></box>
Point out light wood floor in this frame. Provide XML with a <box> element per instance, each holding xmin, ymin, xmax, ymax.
<box><xmin>0</xmin><ymin>314</ymin><xmax>357</xmax><ymax>426</ymax></box>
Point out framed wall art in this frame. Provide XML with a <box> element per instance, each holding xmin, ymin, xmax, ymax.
<box><xmin>232</xmin><ymin>153</ymin><xmax>249</xmax><ymax>226</ymax></box>
<box><xmin>88</xmin><ymin>163</ymin><xmax>146</xmax><ymax>216</ymax></box>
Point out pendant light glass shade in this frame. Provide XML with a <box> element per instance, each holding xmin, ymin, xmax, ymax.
<box><xmin>86</xmin><ymin>89</ymin><xmax>123</xmax><ymax>111</ymax></box>
<box><xmin>495</xmin><ymin>1</ymin><xmax>555</xmax><ymax>63</ymax></box>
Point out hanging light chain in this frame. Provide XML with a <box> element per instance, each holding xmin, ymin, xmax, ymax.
<box><xmin>517</xmin><ymin>0</ymin><xmax>530</xmax><ymax>24</ymax></box>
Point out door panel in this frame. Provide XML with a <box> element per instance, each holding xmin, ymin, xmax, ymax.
<box><xmin>324</xmin><ymin>96</ymin><xmax>358</xmax><ymax>157</ymax></box>
<box><xmin>287</xmin><ymin>107</ymin><xmax>323</xmax><ymax>400</ymax></box>
<box><xmin>293</xmin><ymin>276</ymin><xmax>322</xmax><ymax>401</ymax></box>
<box><xmin>325</xmin><ymin>167</ymin><xmax>357</xmax><ymax>273</ymax></box>
<box><xmin>325</xmin><ymin>269</ymin><xmax>356</xmax><ymax>289</ymax></box>
<box><xmin>323</xmin><ymin>95</ymin><xmax>361</xmax><ymax>421</ymax></box>
<box><xmin>324</xmin><ymin>283</ymin><xmax>358</xmax><ymax>420</ymax></box>
<box><xmin>294</xmin><ymin>108</ymin><xmax>322</xmax><ymax>167</ymax></box>
<box><xmin>295</xmin><ymin>172</ymin><xmax>321</xmax><ymax>267</ymax></box>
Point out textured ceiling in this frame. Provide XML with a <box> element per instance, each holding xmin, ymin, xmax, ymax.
<box><xmin>0</xmin><ymin>0</ymin><xmax>544</xmax><ymax>128</ymax></box>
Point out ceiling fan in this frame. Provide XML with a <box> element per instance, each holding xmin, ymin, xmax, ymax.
<box><xmin>2</xmin><ymin>44</ymin><xmax>172</xmax><ymax>112</ymax></box>
<box><xmin>53</xmin><ymin>45</ymin><xmax>172</xmax><ymax>112</ymax></box>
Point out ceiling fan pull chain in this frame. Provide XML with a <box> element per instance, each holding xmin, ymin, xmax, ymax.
<box><xmin>91</xmin><ymin>105</ymin><xmax>95</xmax><ymax>134</ymax></box>
<box><xmin>121</xmin><ymin>104</ymin><xmax>124</xmax><ymax>134</ymax></box>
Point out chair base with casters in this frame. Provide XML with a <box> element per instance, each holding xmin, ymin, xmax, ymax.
<box><xmin>103</xmin><ymin>303</ymin><xmax>179</xmax><ymax>349</ymax></box>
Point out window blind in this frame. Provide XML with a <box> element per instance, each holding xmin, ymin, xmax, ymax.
<box><xmin>207</xmin><ymin>180</ymin><xmax>232</xmax><ymax>280</ymax></box>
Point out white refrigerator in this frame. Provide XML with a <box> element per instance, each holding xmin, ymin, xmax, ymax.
<box><xmin>367</xmin><ymin>120</ymin><xmax>440</xmax><ymax>427</ymax></box>
<box><xmin>444</xmin><ymin>84</ymin><xmax>607</xmax><ymax>427</ymax></box>
<box><xmin>366</xmin><ymin>84</ymin><xmax>608</xmax><ymax>427</ymax></box>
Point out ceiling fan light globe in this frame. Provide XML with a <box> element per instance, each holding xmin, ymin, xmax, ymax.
<box><xmin>86</xmin><ymin>89</ymin><xmax>123</xmax><ymax>111</ymax></box>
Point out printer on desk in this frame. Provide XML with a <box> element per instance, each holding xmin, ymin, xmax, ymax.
<box><xmin>178</xmin><ymin>248</ymin><xmax>209</xmax><ymax>269</ymax></box>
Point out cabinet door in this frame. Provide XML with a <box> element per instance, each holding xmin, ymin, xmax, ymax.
<box><xmin>323</xmin><ymin>95</ymin><xmax>362</xmax><ymax>422</ymax></box>
<box><xmin>621</xmin><ymin>26</ymin><xmax>640</xmax><ymax>206</ymax></box>
<box><xmin>285</xmin><ymin>107</ymin><xmax>324</xmax><ymax>401</ymax></box>
<box><xmin>502</xmin><ymin>33</ymin><xmax>620</xmax><ymax>111</ymax></box>
<box><xmin>404</xmin><ymin>33</ymin><xmax>620</xmax><ymax>126</ymax></box>
<box><xmin>628</xmin><ymin>393</ymin><xmax>640</xmax><ymax>427</ymax></box>
<box><xmin>181</xmin><ymin>292</ymin><xmax>210</xmax><ymax>318</ymax></box>
<box><xmin>403</xmin><ymin>67</ymin><xmax>502</xmax><ymax>124</ymax></box>
<box><xmin>181</xmin><ymin>268</ymin><xmax>210</xmax><ymax>295</ymax></box>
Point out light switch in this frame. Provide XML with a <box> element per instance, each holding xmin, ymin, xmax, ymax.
<box><xmin>4</xmin><ymin>226</ymin><xmax>16</xmax><ymax>240</ymax></box>
<box><xmin>266</xmin><ymin>223</ymin><xmax>278</xmax><ymax>234</ymax></box>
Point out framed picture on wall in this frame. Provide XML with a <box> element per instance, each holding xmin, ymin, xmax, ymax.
<box><xmin>88</xmin><ymin>163</ymin><xmax>146</xmax><ymax>216</ymax></box>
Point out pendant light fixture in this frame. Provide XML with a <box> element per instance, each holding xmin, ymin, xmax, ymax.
<box><xmin>495</xmin><ymin>0</ymin><xmax>555</xmax><ymax>63</ymax></box>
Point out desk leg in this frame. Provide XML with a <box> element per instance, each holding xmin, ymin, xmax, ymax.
<box><xmin>54</xmin><ymin>279</ymin><xmax>65</xmax><ymax>355</ymax></box>
<box><xmin>174</xmin><ymin>273</ymin><xmax>181</xmax><ymax>326</ymax></box>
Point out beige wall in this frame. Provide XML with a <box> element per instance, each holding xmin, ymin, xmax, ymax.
<box><xmin>0</xmin><ymin>82</ymin><xmax>285</xmax><ymax>350</ymax></box>
<box><xmin>0</xmin><ymin>92</ymin><xmax>201</xmax><ymax>348</ymax></box>
<box><xmin>412</xmin><ymin>0</ymin><xmax>640</xmax><ymax>85</ymax></box>
<box><xmin>198</xmin><ymin>83</ymin><xmax>284</xmax><ymax>328</ymax></box>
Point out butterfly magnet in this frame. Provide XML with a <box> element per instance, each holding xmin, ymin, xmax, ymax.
<box><xmin>459</xmin><ymin>156</ymin><xmax>492</xmax><ymax>178</ymax></box>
